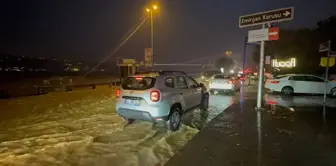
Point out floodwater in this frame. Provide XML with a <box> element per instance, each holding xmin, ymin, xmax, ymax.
<box><xmin>0</xmin><ymin>86</ymin><xmax>235</xmax><ymax>166</ymax></box>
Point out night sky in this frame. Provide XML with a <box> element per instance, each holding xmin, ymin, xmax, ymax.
<box><xmin>1</xmin><ymin>0</ymin><xmax>336</xmax><ymax>68</ymax></box>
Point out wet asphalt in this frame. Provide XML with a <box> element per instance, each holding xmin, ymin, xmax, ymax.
<box><xmin>166</xmin><ymin>84</ymin><xmax>336</xmax><ymax>166</ymax></box>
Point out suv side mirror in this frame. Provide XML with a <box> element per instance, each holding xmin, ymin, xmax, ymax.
<box><xmin>199</xmin><ymin>83</ymin><xmax>204</xmax><ymax>87</ymax></box>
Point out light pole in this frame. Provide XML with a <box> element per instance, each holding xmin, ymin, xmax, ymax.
<box><xmin>146</xmin><ymin>5</ymin><xmax>158</xmax><ymax>65</ymax></box>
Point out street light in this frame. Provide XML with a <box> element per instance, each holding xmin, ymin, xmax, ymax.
<box><xmin>225</xmin><ymin>51</ymin><xmax>232</xmax><ymax>56</ymax></box>
<box><xmin>146</xmin><ymin>4</ymin><xmax>158</xmax><ymax>65</ymax></box>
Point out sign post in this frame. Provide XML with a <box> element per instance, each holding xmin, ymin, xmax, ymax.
<box><xmin>239</xmin><ymin>7</ymin><xmax>294</xmax><ymax>109</ymax></box>
<box><xmin>144</xmin><ymin>48</ymin><xmax>153</xmax><ymax>67</ymax></box>
<box><xmin>248</xmin><ymin>27</ymin><xmax>279</xmax><ymax>43</ymax></box>
<box><xmin>322</xmin><ymin>41</ymin><xmax>332</xmax><ymax>104</ymax></box>
<box><xmin>257</xmin><ymin>24</ymin><xmax>266</xmax><ymax>108</ymax></box>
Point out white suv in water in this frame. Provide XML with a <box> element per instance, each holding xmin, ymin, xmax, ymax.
<box><xmin>116</xmin><ymin>71</ymin><xmax>209</xmax><ymax>131</ymax></box>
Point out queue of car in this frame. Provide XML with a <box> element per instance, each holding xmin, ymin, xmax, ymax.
<box><xmin>115</xmin><ymin>70</ymin><xmax>336</xmax><ymax>132</ymax></box>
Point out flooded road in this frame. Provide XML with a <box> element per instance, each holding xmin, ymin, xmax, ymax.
<box><xmin>0</xmin><ymin>86</ymin><xmax>236</xmax><ymax>166</ymax></box>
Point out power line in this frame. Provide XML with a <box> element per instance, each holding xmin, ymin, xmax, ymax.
<box><xmin>84</xmin><ymin>17</ymin><xmax>148</xmax><ymax>76</ymax></box>
<box><xmin>172</xmin><ymin>54</ymin><xmax>224</xmax><ymax>64</ymax></box>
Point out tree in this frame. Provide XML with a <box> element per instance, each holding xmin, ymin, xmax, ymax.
<box><xmin>317</xmin><ymin>16</ymin><xmax>336</xmax><ymax>50</ymax></box>
<box><xmin>316</xmin><ymin>16</ymin><xmax>336</xmax><ymax>73</ymax></box>
<box><xmin>250</xmin><ymin>15</ymin><xmax>336</xmax><ymax>74</ymax></box>
<box><xmin>215</xmin><ymin>56</ymin><xmax>235</xmax><ymax>73</ymax></box>
<box><xmin>251</xmin><ymin>29</ymin><xmax>319</xmax><ymax>74</ymax></box>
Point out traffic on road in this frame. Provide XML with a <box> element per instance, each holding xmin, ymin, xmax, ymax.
<box><xmin>2</xmin><ymin>1</ymin><xmax>336</xmax><ymax>165</ymax></box>
<box><xmin>1</xmin><ymin>69</ymin><xmax>336</xmax><ymax>165</ymax></box>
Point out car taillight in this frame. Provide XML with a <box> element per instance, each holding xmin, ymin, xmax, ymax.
<box><xmin>267</xmin><ymin>100</ymin><xmax>277</xmax><ymax>105</ymax></box>
<box><xmin>150</xmin><ymin>90</ymin><xmax>160</xmax><ymax>102</ymax></box>
<box><xmin>116</xmin><ymin>89</ymin><xmax>120</xmax><ymax>98</ymax></box>
<box><xmin>135</xmin><ymin>77</ymin><xmax>143</xmax><ymax>80</ymax></box>
<box><xmin>270</xmin><ymin>80</ymin><xmax>280</xmax><ymax>84</ymax></box>
<box><xmin>229</xmin><ymin>80</ymin><xmax>235</xmax><ymax>84</ymax></box>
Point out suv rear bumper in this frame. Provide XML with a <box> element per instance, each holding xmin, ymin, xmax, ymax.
<box><xmin>117</xmin><ymin>108</ymin><xmax>169</xmax><ymax>122</ymax></box>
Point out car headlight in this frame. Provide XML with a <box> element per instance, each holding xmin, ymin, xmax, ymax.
<box><xmin>201</xmin><ymin>76</ymin><xmax>204</xmax><ymax>79</ymax></box>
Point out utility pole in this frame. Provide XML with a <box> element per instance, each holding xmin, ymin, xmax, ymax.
<box><xmin>257</xmin><ymin>24</ymin><xmax>266</xmax><ymax>109</ymax></box>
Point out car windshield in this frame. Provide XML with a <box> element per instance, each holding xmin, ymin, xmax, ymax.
<box><xmin>122</xmin><ymin>77</ymin><xmax>155</xmax><ymax>90</ymax></box>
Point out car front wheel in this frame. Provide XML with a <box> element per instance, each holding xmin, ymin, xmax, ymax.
<box><xmin>200</xmin><ymin>93</ymin><xmax>209</xmax><ymax>111</ymax></box>
<box><xmin>166</xmin><ymin>107</ymin><xmax>181</xmax><ymax>131</ymax></box>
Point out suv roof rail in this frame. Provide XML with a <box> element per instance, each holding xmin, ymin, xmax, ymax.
<box><xmin>134</xmin><ymin>70</ymin><xmax>187</xmax><ymax>75</ymax></box>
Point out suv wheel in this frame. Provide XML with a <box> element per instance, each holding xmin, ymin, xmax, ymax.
<box><xmin>124</xmin><ymin>117</ymin><xmax>135</xmax><ymax>124</ymax></box>
<box><xmin>166</xmin><ymin>107</ymin><xmax>181</xmax><ymax>131</ymax></box>
<box><xmin>200</xmin><ymin>94</ymin><xmax>209</xmax><ymax>111</ymax></box>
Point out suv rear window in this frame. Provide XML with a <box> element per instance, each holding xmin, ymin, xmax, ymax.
<box><xmin>122</xmin><ymin>77</ymin><xmax>156</xmax><ymax>90</ymax></box>
<box><xmin>214</xmin><ymin>75</ymin><xmax>230</xmax><ymax>79</ymax></box>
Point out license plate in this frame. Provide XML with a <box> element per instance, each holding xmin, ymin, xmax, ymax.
<box><xmin>125</xmin><ymin>99</ymin><xmax>140</xmax><ymax>106</ymax></box>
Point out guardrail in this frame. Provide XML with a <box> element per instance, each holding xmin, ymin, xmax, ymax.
<box><xmin>38</xmin><ymin>78</ymin><xmax>121</xmax><ymax>93</ymax></box>
<box><xmin>0</xmin><ymin>78</ymin><xmax>121</xmax><ymax>99</ymax></box>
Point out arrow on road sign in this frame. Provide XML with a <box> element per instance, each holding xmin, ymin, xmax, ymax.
<box><xmin>268</xmin><ymin>27</ymin><xmax>279</xmax><ymax>41</ymax></box>
<box><xmin>283</xmin><ymin>11</ymin><xmax>291</xmax><ymax>17</ymax></box>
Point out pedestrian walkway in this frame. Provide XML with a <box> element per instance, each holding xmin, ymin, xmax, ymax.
<box><xmin>166</xmin><ymin>100</ymin><xmax>336</xmax><ymax>166</ymax></box>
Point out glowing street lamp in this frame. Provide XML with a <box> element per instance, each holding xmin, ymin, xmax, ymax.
<box><xmin>225</xmin><ymin>51</ymin><xmax>232</xmax><ymax>56</ymax></box>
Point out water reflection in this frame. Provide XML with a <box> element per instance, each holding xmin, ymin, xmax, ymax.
<box><xmin>264</xmin><ymin>93</ymin><xmax>336</xmax><ymax>108</ymax></box>
<box><xmin>265</xmin><ymin>94</ymin><xmax>336</xmax><ymax>154</ymax></box>
<box><xmin>256</xmin><ymin>109</ymin><xmax>262</xmax><ymax>166</ymax></box>
<box><xmin>181</xmin><ymin>95</ymin><xmax>234</xmax><ymax>130</ymax></box>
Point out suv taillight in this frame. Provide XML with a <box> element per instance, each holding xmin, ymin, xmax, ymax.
<box><xmin>229</xmin><ymin>80</ymin><xmax>235</xmax><ymax>84</ymax></box>
<box><xmin>150</xmin><ymin>90</ymin><xmax>160</xmax><ymax>102</ymax></box>
<box><xmin>116</xmin><ymin>89</ymin><xmax>120</xmax><ymax>98</ymax></box>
